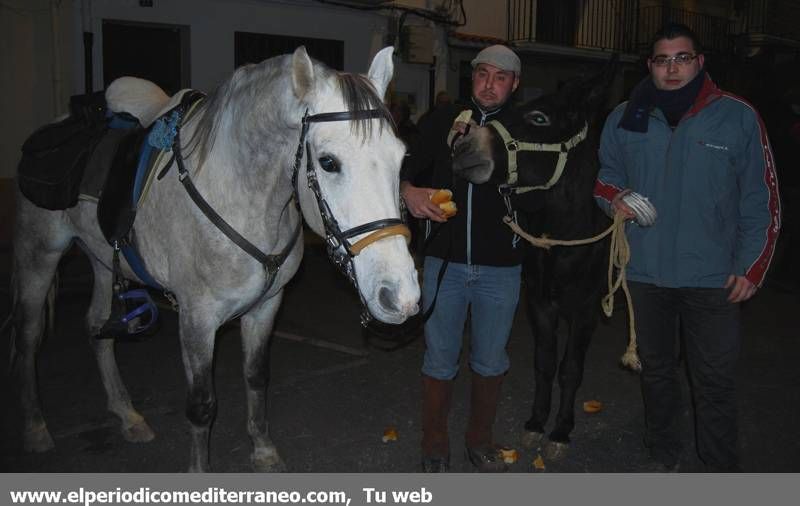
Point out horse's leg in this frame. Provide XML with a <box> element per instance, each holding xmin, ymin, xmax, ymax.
<box><xmin>521</xmin><ymin>295</ymin><xmax>559</xmax><ymax>449</ymax></box>
<box><xmin>543</xmin><ymin>308</ymin><xmax>597</xmax><ymax>460</ymax></box>
<box><xmin>240</xmin><ymin>291</ymin><xmax>285</xmax><ymax>472</ymax></box>
<box><xmin>178</xmin><ymin>308</ymin><xmax>219</xmax><ymax>472</ymax></box>
<box><xmin>11</xmin><ymin>206</ymin><xmax>71</xmax><ymax>452</ymax></box>
<box><xmin>83</xmin><ymin>251</ymin><xmax>155</xmax><ymax>443</ymax></box>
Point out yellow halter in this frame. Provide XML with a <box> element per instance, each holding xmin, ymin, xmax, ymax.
<box><xmin>488</xmin><ymin>119</ymin><xmax>588</xmax><ymax>193</ymax></box>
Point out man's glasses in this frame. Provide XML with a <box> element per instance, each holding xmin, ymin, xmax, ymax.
<box><xmin>650</xmin><ymin>53</ymin><xmax>698</xmax><ymax>67</ymax></box>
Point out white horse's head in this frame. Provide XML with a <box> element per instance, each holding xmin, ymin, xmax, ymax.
<box><xmin>290</xmin><ymin>46</ymin><xmax>420</xmax><ymax>324</ymax></box>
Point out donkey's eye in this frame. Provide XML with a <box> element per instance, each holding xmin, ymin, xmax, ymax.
<box><xmin>526</xmin><ymin>110</ymin><xmax>551</xmax><ymax>127</ymax></box>
<box><xmin>318</xmin><ymin>155</ymin><xmax>340</xmax><ymax>173</ymax></box>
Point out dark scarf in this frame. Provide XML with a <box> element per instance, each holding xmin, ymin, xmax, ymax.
<box><xmin>619</xmin><ymin>70</ymin><xmax>706</xmax><ymax>132</ymax></box>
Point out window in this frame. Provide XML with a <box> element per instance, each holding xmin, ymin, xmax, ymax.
<box><xmin>234</xmin><ymin>32</ymin><xmax>344</xmax><ymax>70</ymax></box>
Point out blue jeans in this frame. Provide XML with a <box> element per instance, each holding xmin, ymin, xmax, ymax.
<box><xmin>421</xmin><ymin>257</ymin><xmax>522</xmax><ymax>380</ymax></box>
<box><xmin>628</xmin><ymin>281</ymin><xmax>741</xmax><ymax>471</ymax></box>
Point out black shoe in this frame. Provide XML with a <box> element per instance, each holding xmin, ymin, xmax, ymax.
<box><xmin>421</xmin><ymin>455</ymin><xmax>449</xmax><ymax>473</ymax></box>
<box><xmin>465</xmin><ymin>446</ymin><xmax>508</xmax><ymax>473</ymax></box>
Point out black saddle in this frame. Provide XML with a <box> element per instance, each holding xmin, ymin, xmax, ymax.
<box><xmin>17</xmin><ymin>92</ymin><xmax>108</xmax><ymax>210</ymax></box>
<box><xmin>97</xmin><ymin>129</ymin><xmax>148</xmax><ymax>245</ymax></box>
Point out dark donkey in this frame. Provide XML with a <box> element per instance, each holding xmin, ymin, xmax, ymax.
<box><xmin>452</xmin><ymin>57</ymin><xmax>619</xmax><ymax>459</ymax></box>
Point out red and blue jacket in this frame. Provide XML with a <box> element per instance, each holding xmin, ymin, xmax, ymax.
<box><xmin>594</xmin><ymin>75</ymin><xmax>781</xmax><ymax>288</ymax></box>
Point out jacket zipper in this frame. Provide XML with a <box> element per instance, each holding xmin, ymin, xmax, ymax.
<box><xmin>467</xmin><ymin>107</ymin><xmax>499</xmax><ymax>265</ymax></box>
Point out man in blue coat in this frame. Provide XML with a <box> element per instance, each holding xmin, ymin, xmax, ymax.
<box><xmin>594</xmin><ymin>23</ymin><xmax>780</xmax><ymax>471</ymax></box>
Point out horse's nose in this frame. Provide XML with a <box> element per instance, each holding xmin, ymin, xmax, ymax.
<box><xmin>378</xmin><ymin>286</ymin><xmax>400</xmax><ymax>313</ymax></box>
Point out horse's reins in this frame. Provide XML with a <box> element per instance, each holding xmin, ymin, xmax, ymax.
<box><xmin>290</xmin><ymin>109</ymin><xmax>412</xmax><ymax>326</ymax></box>
<box><xmin>490</xmin><ymin>121</ymin><xmax>642</xmax><ymax>372</ymax></box>
<box><xmin>156</xmin><ymin>91</ymin><xmax>303</xmax><ymax>316</ymax></box>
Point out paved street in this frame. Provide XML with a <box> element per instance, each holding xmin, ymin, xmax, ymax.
<box><xmin>1</xmin><ymin>238</ymin><xmax>798</xmax><ymax>473</ymax></box>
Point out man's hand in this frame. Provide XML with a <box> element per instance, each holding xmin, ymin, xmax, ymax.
<box><xmin>400</xmin><ymin>181</ymin><xmax>447</xmax><ymax>223</ymax></box>
<box><xmin>724</xmin><ymin>274</ymin><xmax>757</xmax><ymax>303</ymax></box>
<box><xmin>611</xmin><ymin>189</ymin><xmax>636</xmax><ymax>220</ymax></box>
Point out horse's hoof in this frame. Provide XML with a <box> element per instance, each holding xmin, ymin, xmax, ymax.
<box><xmin>121</xmin><ymin>420</ymin><xmax>155</xmax><ymax>443</ymax></box>
<box><xmin>542</xmin><ymin>440</ymin><xmax>569</xmax><ymax>461</ymax></box>
<box><xmin>520</xmin><ymin>430</ymin><xmax>545</xmax><ymax>449</ymax></box>
<box><xmin>23</xmin><ymin>426</ymin><xmax>55</xmax><ymax>453</ymax></box>
<box><xmin>251</xmin><ymin>448</ymin><xmax>286</xmax><ymax>473</ymax></box>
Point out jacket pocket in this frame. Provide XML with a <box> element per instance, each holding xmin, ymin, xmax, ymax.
<box><xmin>689</xmin><ymin>136</ymin><xmax>736</xmax><ymax>196</ymax></box>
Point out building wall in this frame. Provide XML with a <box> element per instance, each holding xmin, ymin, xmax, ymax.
<box><xmin>459</xmin><ymin>0</ymin><xmax>508</xmax><ymax>39</ymax></box>
<box><xmin>1</xmin><ymin>0</ymin><xmax>451</xmax><ymax>246</ymax></box>
<box><xmin>0</xmin><ymin>0</ymin><xmax>74</xmax><ymax>231</ymax></box>
<box><xmin>1</xmin><ymin>0</ymin><xmax>443</xmax><ymax>178</ymax></box>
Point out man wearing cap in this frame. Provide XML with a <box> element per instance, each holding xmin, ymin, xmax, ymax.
<box><xmin>400</xmin><ymin>45</ymin><xmax>528</xmax><ymax>472</ymax></box>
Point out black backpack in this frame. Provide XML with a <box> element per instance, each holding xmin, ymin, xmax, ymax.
<box><xmin>17</xmin><ymin>91</ymin><xmax>109</xmax><ymax>210</ymax></box>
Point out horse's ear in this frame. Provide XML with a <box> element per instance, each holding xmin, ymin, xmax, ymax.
<box><xmin>292</xmin><ymin>46</ymin><xmax>315</xmax><ymax>100</ymax></box>
<box><xmin>367</xmin><ymin>47</ymin><xmax>394</xmax><ymax>99</ymax></box>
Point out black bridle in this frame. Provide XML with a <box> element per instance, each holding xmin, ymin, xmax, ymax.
<box><xmin>290</xmin><ymin>109</ymin><xmax>411</xmax><ymax>325</ymax></box>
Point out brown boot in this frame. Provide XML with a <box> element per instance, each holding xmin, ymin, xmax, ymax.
<box><xmin>421</xmin><ymin>375</ymin><xmax>453</xmax><ymax>472</ymax></box>
<box><xmin>465</xmin><ymin>371</ymin><xmax>507</xmax><ymax>472</ymax></box>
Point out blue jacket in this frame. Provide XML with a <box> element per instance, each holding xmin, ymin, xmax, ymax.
<box><xmin>594</xmin><ymin>75</ymin><xmax>781</xmax><ymax>288</ymax></box>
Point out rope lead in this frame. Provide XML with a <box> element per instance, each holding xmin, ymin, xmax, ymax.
<box><xmin>504</xmin><ymin>212</ymin><xmax>642</xmax><ymax>372</ymax></box>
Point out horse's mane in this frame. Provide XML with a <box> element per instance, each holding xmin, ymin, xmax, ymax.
<box><xmin>335</xmin><ymin>72</ymin><xmax>394</xmax><ymax>137</ymax></box>
<box><xmin>185</xmin><ymin>56</ymin><xmax>393</xmax><ymax>173</ymax></box>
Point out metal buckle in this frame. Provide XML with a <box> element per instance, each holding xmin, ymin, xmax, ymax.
<box><xmin>507</xmin><ymin>140</ymin><xmax>519</xmax><ymax>151</ymax></box>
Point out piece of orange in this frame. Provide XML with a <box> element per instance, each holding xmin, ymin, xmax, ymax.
<box><xmin>438</xmin><ymin>201</ymin><xmax>458</xmax><ymax>218</ymax></box>
<box><xmin>500</xmin><ymin>447</ymin><xmax>518</xmax><ymax>464</ymax></box>
<box><xmin>582</xmin><ymin>400</ymin><xmax>603</xmax><ymax>414</ymax></box>
<box><xmin>430</xmin><ymin>189</ymin><xmax>453</xmax><ymax>205</ymax></box>
<box><xmin>381</xmin><ymin>426</ymin><xmax>398</xmax><ymax>443</ymax></box>
<box><xmin>533</xmin><ymin>454</ymin><xmax>546</xmax><ymax>470</ymax></box>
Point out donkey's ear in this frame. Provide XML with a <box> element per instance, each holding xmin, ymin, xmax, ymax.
<box><xmin>584</xmin><ymin>53</ymin><xmax>619</xmax><ymax>110</ymax></box>
<box><xmin>292</xmin><ymin>46</ymin><xmax>315</xmax><ymax>100</ymax></box>
<box><xmin>367</xmin><ymin>47</ymin><xmax>394</xmax><ymax>99</ymax></box>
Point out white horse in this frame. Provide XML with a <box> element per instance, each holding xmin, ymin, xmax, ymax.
<box><xmin>10</xmin><ymin>46</ymin><xmax>419</xmax><ymax>471</ymax></box>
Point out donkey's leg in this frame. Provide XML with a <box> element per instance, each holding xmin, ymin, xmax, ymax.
<box><xmin>83</xmin><ymin>252</ymin><xmax>155</xmax><ymax>443</ymax></box>
<box><xmin>240</xmin><ymin>291</ymin><xmax>285</xmax><ymax>472</ymax></box>
<box><xmin>543</xmin><ymin>310</ymin><xmax>597</xmax><ymax>460</ymax></box>
<box><xmin>521</xmin><ymin>296</ymin><xmax>560</xmax><ymax>449</ymax></box>
<box><xmin>178</xmin><ymin>308</ymin><xmax>219</xmax><ymax>472</ymax></box>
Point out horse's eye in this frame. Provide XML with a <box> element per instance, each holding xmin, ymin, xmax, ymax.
<box><xmin>318</xmin><ymin>155</ymin><xmax>340</xmax><ymax>173</ymax></box>
<box><xmin>525</xmin><ymin>110</ymin><xmax>551</xmax><ymax>127</ymax></box>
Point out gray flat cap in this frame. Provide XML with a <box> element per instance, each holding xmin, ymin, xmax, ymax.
<box><xmin>471</xmin><ymin>45</ymin><xmax>521</xmax><ymax>74</ymax></box>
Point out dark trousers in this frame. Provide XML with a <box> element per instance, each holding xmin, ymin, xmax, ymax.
<box><xmin>628</xmin><ymin>281</ymin><xmax>741</xmax><ymax>471</ymax></box>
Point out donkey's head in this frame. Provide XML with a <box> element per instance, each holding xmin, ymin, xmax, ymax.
<box><xmin>290</xmin><ymin>47</ymin><xmax>419</xmax><ymax>324</ymax></box>
<box><xmin>452</xmin><ymin>54</ymin><xmax>619</xmax><ymax>188</ymax></box>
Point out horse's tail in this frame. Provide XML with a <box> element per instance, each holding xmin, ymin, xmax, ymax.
<box><xmin>45</xmin><ymin>270</ymin><xmax>58</xmax><ymax>340</ymax></box>
<box><xmin>3</xmin><ymin>260</ymin><xmax>19</xmax><ymax>376</ymax></box>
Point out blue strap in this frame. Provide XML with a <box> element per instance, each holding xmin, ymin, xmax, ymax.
<box><xmin>108</xmin><ymin>112</ymin><xmax>139</xmax><ymax>130</ymax></box>
<box><xmin>121</xmin><ymin>243</ymin><xmax>164</xmax><ymax>290</ymax></box>
<box><xmin>122</xmin><ymin>98</ymin><xmax>198</xmax><ymax>293</ymax></box>
<box><xmin>132</xmin><ymin>141</ymin><xmax>154</xmax><ymax>206</ymax></box>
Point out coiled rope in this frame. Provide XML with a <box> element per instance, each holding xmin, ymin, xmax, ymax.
<box><xmin>503</xmin><ymin>212</ymin><xmax>642</xmax><ymax>372</ymax></box>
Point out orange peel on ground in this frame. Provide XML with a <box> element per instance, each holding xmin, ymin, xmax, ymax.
<box><xmin>533</xmin><ymin>454</ymin><xmax>546</xmax><ymax>471</ymax></box>
<box><xmin>381</xmin><ymin>427</ymin><xmax>398</xmax><ymax>443</ymax></box>
<box><xmin>500</xmin><ymin>447</ymin><xmax>518</xmax><ymax>464</ymax></box>
<box><xmin>582</xmin><ymin>400</ymin><xmax>603</xmax><ymax>414</ymax></box>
